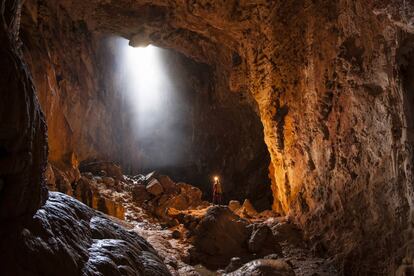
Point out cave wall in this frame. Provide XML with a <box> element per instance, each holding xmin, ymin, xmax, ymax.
<box><xmin>20</xmin><ymin>1</ymin><xmax>272</xmax><ymax>209</ymax></box>
<box><xmin>252</xmin><ymin>2</ymin><xmax>414</xmax><ymax>273</ymax></box>
<box><xmin>12</xmin><ymin>0</ymin><xmax>414</xmax><ymax>273</ymax></box>
<box><xmin>90</xmin><ymin>37</ymin><xmax>272</xmax><ymax>209</ymax></box>
<box><xmin>20</xmin><ymin>0</ymin><xmax>124</xmax><ymax>172</ymax></box>
<box><xmin>0</xmin><ymin>0</ymin><xmax>47</xmax><ymax>225</ymax></box>
<box><xmin>138</xmin><ymin>49</ymin><xmax>272</xmax><ymax>208</ymax></box>
<box><xmin>52</xmin><ymin>0</ymin><xmax>414</xmax><ymax>273</ymax></box>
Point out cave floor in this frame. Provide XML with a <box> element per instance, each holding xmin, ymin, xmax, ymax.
<box><xmin>121</xmin><ymin>205</ymin><xmax>338</xmax><ymax>275</ymax></box>
<box><xmin>52</xmin><ymin>164</ymin><xmax>339</xmax><ymax>275</ymax></box>
<box><xmin>132</xmin><ymin>218</ymin><xmax>338</xmax><ymax>275</ymax></box>
<box><xmin>98</xmin><ymin>178</ymin><xmax>339</xmax><ymax>276</ymax></box>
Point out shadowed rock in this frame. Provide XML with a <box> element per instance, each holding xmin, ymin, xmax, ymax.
<box><xmin>192</xmin><ymin>206</ymin><xmax>251</xmax><ymax>269</ymax></box>
<box><xmin>225</xmin><ymin>259</ymin><xmax>295</xmax><ymax>276</ymax></box>
<box><xmin>0</xmin><ymin>192</ymin><xmax>171</xmax><ymax>276</ymax></box>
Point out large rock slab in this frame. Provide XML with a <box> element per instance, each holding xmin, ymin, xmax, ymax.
<box><xmin>146</xmin><ymin>179</ymin><xmax>164</xmax><ymax>196</ymax></box>
<box><xmin>75</xmin><ymin>176</ymin><xmax>125</xmax><ymax>220</ymax></box>
<box><xmin>192</xmin><ymin>206</ymin><xmax>251</xmax><ymax>269</ymax></box>
<box><xmin>248</xmin><ymin>224</ymin><xmax>282</xmax><ymax>257</ymax></box>
<box><xmin>0</xmin><ymin>192</ymin><xmax>171</xmax><ymax>276</ymax></box>
<box><xmin>157</xmin><ymin>175</ymin><xmax>178</xmax><ymax>194</ymax></box>
<box><xmin>132</xmin><ymin>184</ymin><xmax>152</xmax><ymax>204</ymax></box>
<box><xmin>226</xmin><ymin>259</ymin><xmax>295</xmax><ymax>276</ymax></box>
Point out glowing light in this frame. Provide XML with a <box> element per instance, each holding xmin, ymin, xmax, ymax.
<box><xmin>122</xmin><ymin>44</ymin><xmax>170</xmax><ymax>117</ymax></box>
<box><xmin>214</xmin><ymin>176</ymin><xmax>219</xmax><ymax>182</ymax></box>
<box><xmin>112</xmin><ymin>37</ymin><xmax>186</xmax><ymax>169</ymax></box>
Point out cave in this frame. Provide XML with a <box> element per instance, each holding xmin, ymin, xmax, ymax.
<box><xmin>105</xmin><ymin>38</ymin><xmax>272</xmax><ymax>209</ymax></box>
<box><xmin>1</xmin><ymin>0</ymin><xmax>414</xmax><ymax>275</ymax></box>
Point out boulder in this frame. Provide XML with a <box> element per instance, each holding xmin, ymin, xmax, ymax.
<box><xmin>177</xmin><ymin>182</ymin><xmax>203</xmax><ymax>207</ymax></box>
<box><xmin>150</xmin><ymin>182</ymin><xmax>207</xmax><ymax>219</ymax></box>
<box><xmin>146</xmin><ymin>179</ymin><xmax>164</xmax><ymax>196</ymax></box>
<box><xmin>96</xmin><ymin>196</ymin><xmax>125</xmax><ymax>220</ymax></box>
<box><xmin>193</xmin><ymin>206</ymin><xmax>251</xmax><ymax>269</ymax></box>
<box><xmin>145</xmin><ymin>171</ymin><xmax>158</xmax><ymax>181</ymax></box>
<box><xmin>225</xmin><ymin>257</ymin><xmax>244</xmax><ymax>273</ymax></box>
<box><xmin>157</xmin><ymin>175</ymin><xmax>178</xmax><ymax>194</ymax></box>
<box><xmin>165</xmin><ymin>194</ymin><xmax>189</xmax><ymax>210</ymax></box>
<box><xmin>0</xmin><ymin>192</ymin><xmax>171</xmax><ymax>276</ymax></box>
<box><xmin>238</xmin><ymin>199</ymin><xmax>258</xmax><ymax>218</ymax></box>
<box><xmin>225</xmin><ymin>259</ymin><xmax>295</xmax><ymax>276</ymax></box>
<box><xmin>128</xmin><ymin>174</ymin><xmax>146</xmax><ymax>184</ymax></box>
<box><xmin>248</xmin><ymin>224</ymin><xmax>283</xmax><ymax>257</ymax></box>
<box><xmin>229</xmin><ymin>200</ymin><xmax>241</xmax><ymax>212</ymax></box>
<box><xmin>132</xmin><ymin>184</ymin><xmax>151</xmax><ymax>204</ymax></box>
<box><xmin>153</xmin><ymin>194</ymin><xmax>191</xmax><ymax>220</ymax></box>
<box><xmin>270</xmin><ymin>221</ymin><xmax>304</xmax><ymax>246</ymax></box>
<box><xmin>83</xmin><ymin>172</ymin><xmax>94</xmax><ymax>179</ymax></box>
<box><xmin>75</xmin><ymin>176</ymin><xmax>125</xmax><ymax>220</ymax></box>
<box><xmin>102</xmin><ymin>176</ymin><xmax>115</xmax><ymax>186</ymax></box>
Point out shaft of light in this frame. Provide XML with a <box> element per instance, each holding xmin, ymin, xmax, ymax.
<box><xmin>113</xmin><ymin>37</ymin><xmax>186</xmax><ymax>169</ymax></box>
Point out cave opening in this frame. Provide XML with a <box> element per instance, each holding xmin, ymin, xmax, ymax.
<box><xmin>103</xmin><ymin>37</ymin><xmax>273</xmax><ymax>210</ymax></box>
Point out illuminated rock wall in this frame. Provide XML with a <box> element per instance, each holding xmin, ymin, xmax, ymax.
<box><xmin>17</xmin><ymin>0</ymin><xmax>414</xmax><ymax>273</ymax></box>
<box><xmin>54</xmin><ymin>0</ymin><xmax>414</xmax><ymax>273</ymax></box>
<box><xmin>20</xmin><ymin>1</ymin><xmax>272</xmax><ymax>209</ymax></box>
<box><xmin>21</xmin><ymin>1</ymin><xmax>123</xmax><ymax>171</ymax></box>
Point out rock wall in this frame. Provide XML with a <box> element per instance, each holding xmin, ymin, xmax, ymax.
<box><xmin>20</xmin><ymin>1</ymin><xmax>124</xmax><ymax>171</ymax></box>
<box><xmin>0</xmin><ymin>0</ymin><xmax>48</xmax><ymax>223</ymax></box>
<box><xmin>20</xmin><ymin>0</ymin><xmax>272</xmax><ymax>209</ymax></box>
<box><xmin>0</xmin><ymin>4</ymin><xmax>170</xmax><ymax>275</ymax></box>
<box><xmin>107</xmin><ymin>42</ymin><xmax>272</xmax><ymax>208</ymax></box>
<box><xmin>51</xmin><ymin>0</ymin><xmax>414</xmax><ymax>273</ymax></box>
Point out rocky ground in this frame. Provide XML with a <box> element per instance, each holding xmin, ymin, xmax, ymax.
<box><xmin>46</xmin><ymin>161</ymin><xmax>338</xmax><ymax>275</ymax></box>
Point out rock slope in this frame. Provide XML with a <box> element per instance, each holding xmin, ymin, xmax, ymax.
<box><xmin>0</xmin><ymin>192</ymin><xmax>171</xmax><ymax>276</ymax></box>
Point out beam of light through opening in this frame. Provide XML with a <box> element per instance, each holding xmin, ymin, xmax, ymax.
<box><xmin>122</xmin><ymin>44</ymin><xmax>171</xmax><ymax>124</ymax></box>
<box><xmin>114</xmin><ymin>37</ymin><xmax>186</xmax><ymax>170</ymax></box>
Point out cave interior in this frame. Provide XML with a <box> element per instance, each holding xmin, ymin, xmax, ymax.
<box><xmin>1</xmin><ymin>0</ymin><xmax>414</xmax><ymax>275</ymax></box>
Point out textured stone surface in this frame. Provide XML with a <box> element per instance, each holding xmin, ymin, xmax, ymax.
<box><xmin>0</xmin><ymin>192</ymin><xmax>170</xmax><ymax>276</ymax></box>
<box><xmin>192</xmin><ymin>206</ymin><xmax>251</xmax><ymax>269</ymax></box>
<box><xmin>248</xmin><ymin>224</ymin><xmax>282</xmax><ymax>257</ymax></box>
<box><xmin>146</xmin><ymin>179</ymin><xmax>164</xmax><ymax>196</ymax></box>
<box><xmin>132</xmin><ymin>184</ymin><xmax>151</xmax><ymax>205</ymax></box>
<box><xmin>225</xmin><ymin>259</ymin><xmax>295</xmax><ymax>276</ymax></box>
<box><xmin>228</xmin><ymin>200</ymin><xmax>241</xmax><ymax>212</ymax></box>
<box><xmin>75</xmin><ymin>176</ymin><xmax>125</xmax><ymax>220</ymax></box>
<box><xmin>9</xmin><ymin>0</ymin><xmax>414</xmax><ymax>274</ymax></box>
<box><xmin>20</xmin><ymin>1</ymin><xmax>124</xmax><ymax>171</ymax></box>
<box><xmin>157</xmin><ymin>175</ymin><xmax>179</xmax><ymax>195</ymax></box>
<box><xmin>44</xmin><ymin>0</ymin><xmax>414</xmax><ymax>273</ymax></box>
<box><xmin>0</xmin><ymin>0</ymin><xmax>48</xmax><ymax>223</ymax></box>
<box><xmin>20</xmin><ymin>0</ymin><xmax>272</xmax><ymax>209</ymax></box>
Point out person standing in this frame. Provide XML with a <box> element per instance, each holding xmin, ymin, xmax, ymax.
<box><xmin>212</xmin><ymin>176</ymin><xmax>223</xmax><ymax>204</ymax></box>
